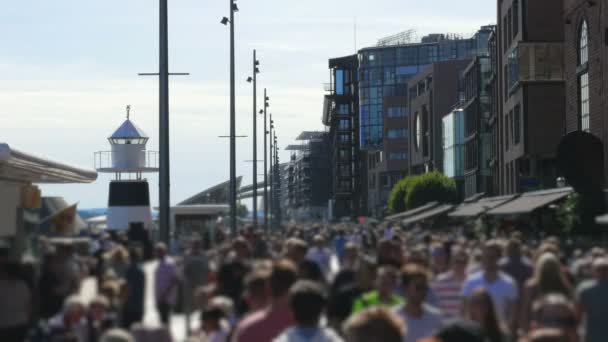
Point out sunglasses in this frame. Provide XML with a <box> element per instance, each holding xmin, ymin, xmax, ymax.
<box><xmin>538</xmin><ymin>316</ymin><xmax>578</xmax><ymax>328</ymax></box>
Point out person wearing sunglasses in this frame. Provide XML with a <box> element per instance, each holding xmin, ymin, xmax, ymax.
<box><xmin>395</xmin><ymin>263</ymin><xmax>443</xmax><ymax>342</ymax></box>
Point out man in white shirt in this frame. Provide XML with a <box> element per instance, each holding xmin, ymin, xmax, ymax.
<box><xmin>461</xmin><ymin>240</ymin><xmax>518</xmax><ymax>334</ymax></box>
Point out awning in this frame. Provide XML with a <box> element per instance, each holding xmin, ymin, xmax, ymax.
<box><xmin>486</xmin><ymin>187</ymin><xmax>573</xmax><ymax>216</ymax></box>
<box><xmin>449</xmin><ymin>195</ymin><xmax>518</xmax><ymax>218</ymax></box>
<box><xmin>384</xmin><ymin>202</ymin><xmax>439</xmax><ymax>221</ymax></box>
<box><xmin>0</xmin><ymin>143</ymin><xmax>97</xmax><ymax>184</ymax></box>
<box><xmin>401</xmin><ymin>204</ymin><xmax>455</xmax><ymax>226</ymax></box>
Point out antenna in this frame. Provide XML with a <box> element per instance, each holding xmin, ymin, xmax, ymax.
<box><xmin>126</xmin><ymin>105</ymin><xmax>131</xmax><ymax>120</ymax></box>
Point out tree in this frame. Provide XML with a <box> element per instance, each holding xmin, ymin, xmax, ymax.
<box><xmin>405</xmin><ymin>171</ymin><xmax>458</xmax><ymax>210</ymax></box>
<box><xmin>388</xmin><ymin>176</ymin><xmax>415</xmax><ymax>214</ymax></box>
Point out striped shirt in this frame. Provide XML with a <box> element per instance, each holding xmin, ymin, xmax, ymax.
<box><xmin>431</xmin><ymin>271</ymin><xmax>464</xmax><ymax>319</ymax></box>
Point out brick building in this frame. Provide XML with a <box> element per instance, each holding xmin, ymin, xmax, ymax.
<box><xmin>563</xmin><ymin>0</ymin><xmax>608</xmax><ymax>183</ymax></box>
<box><xmin>494</xmin><ymin>0</ymin><xmax>566</xmax><ymax>194</ymax></box>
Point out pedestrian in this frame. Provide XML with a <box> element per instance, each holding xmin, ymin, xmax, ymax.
<box><xmin>183</xmin><ymin>237</ymin><xmax>210</xmax><ymax>334</ymax></box>
<box><xmin>47</xmin><ymin>295</ymin><xmax>88</xmax><ymax>342</ymax></box>
<box><xmin>431</xmin><ymin>246</ymin><xmax>468</xmax><ymax>319</ymax></box>
<box><xmin>433</xmin><ymin>319</ymin><xmax>485</xmax><ymax>342</ymax></box>
<box><xmin>342</xmin><ymin>307</ymin><xmax>405</xmax><ymax>342</ymax></box>
<box><xmin>121</xmin><ymin>246</ymin><xmax>145</xmax><ymax>329</ymax></box>
<box><xmin>352</xmin><ymin>266</ymin><xmax>403</xmax><ymax>313</ymax></box>
<box><xmin>499</xmin><ymin>238</ymin><xmax>533</xmax><ymax>289</ymax></box>
<box><xmin>0</xmin><ymin>243</ymin><xmax>32</xmax><ymax>342</ymax></box>
<box><xmin>522</xmin><ymin>328</ymin><xmax>569</xmax><ymax>342</ymax></box>
<box><xmin>100</xmin><ymin>328</ymin><xmax>135</xmax><ymax>342</ymax></box>
<box><xmin>575</xmin><ymin>257</ymin><xmax>608</xmax><ymax>342</ymax></box>
<box><xmin>196</xmin><ymin>305</ymin><xmax>229</xmax><ymax>342</ymax></box>
<box><xmin>306</xmin><ymin>235</ymin><xmax>332</xmax><ymax>280</ymax></box>
<box><xmin>274</xmin><ymin>280</ymin><xmax>342</xmax><ymax>342</ymax></box>
<box><xmin>531</xmin><ymin>294</ymin><xmax>579</xmax><ymax>342</ymax></box>
<box><xmin>395</xmin><ymin>263</ymin><xmax>443</xmax><ymax>342</ymax></box>
<box><xmin>520</xmin><ymin>252</ymin><xmax>573</xmax><ymax>333</ymax></box>
<box><xmin>86</xmin><ymin>295</ymin><xmax>115</xmax><ymax>342</ymax></box>
<box><xmin>154</xmin><ymin>242</ymin><xmax>179</xmax><ymax>326</ymax></box>
<box><xmin>243</xmin><ymin>268</ymin><xmax>271</xmax><ymax>314</ymax></box>
<box><xmin>462</xmin><ymin>240</ymin><xmax>518</xmax><ymax>333</ymax></box>
<box><xmin>465</xmin><ymin>288</ymin><xmax>506</xmax><ymax>342</ymax></box>
<box><xmin>232</xmin><ymin>259</ymin><xmax>297</xmax><ymax>342</ymax></box>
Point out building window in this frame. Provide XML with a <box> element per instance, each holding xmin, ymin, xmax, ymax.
<box><xmin>507</xmin><ymin>48</ymin><xmax>519</xmax><ymax>91</ymax></box>
<box><xmin>415</xmin><ymin>112</ymin><xmax>421</xmax><ymax>150</ymax></box>
<box><xmin>509</xmin><ymin>110</ymin><xmax>514</xmax><ymax>147</ymax></box>
<box><xmin>338</xmin><ymin>119</ymin><xmax>350</xmax><ymax>131</ymax></box>
<box><xmin>387</xmin><ymin>106</ymin><xmax>406</xmax><ymax>118</ymax></box>
<box><xmin>513</xmin><ymin>1</ymin><xmax>519</xmax><ymax>37</ymax></box>
<box><xmin>507</xmin><ymin>8</ymin><xmax>513</xmax><ymax>47</ymax></box>
<box><xmin>580</xmin><ymin>73</ymin><xmax>590</xmax><ymax>132</ymax></box>
<box><xmin>505</xmin><ymin>115</ymin><xmax>509</xmax><ymax>150</ymax></box>
<box><xmin>503</xmin><ymin>16</ymin><xmax>508</xmax><ymax>53</ymax></box>
<box><xmin>388</xmin><ymin>152</ymin><xmax>407</xmax><ymax>161</ymax></box>
<box><xmin>579</xmin><ymin>20</ymin><xmax>590</xmax><ymax>132</ymax></box>
<box><xmin>387</xmin><ymin>128</ymin><xmax>407</xmax><ymax>139</ymax></box>
<box><xmin>338</xmin><ymin>104</ymin><xmax>349</xmax><ymax>115</ymax></box>
<box><xmin>514</xmin><ymin>104</ymin><xmax>521</xmax><ymax>144</ymax></box>
<box><xmin>580</xmin><ymin>20</ymin><xmax>589</xmax><ymax>65</ymax></box>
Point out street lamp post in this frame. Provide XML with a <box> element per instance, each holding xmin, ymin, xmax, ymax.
<box><xmin>158</xmin><ymin>0</ymin><xmax>170</xmax><ymax>244</ymax></box>
<box><xmin>221</xmin><ymin>0</ymin><xmax>239</xmax><ymax>236</ymax></box>
<box><xmin>273</xmin><ymin>133</ymin><xmax>279</xmax><ymax>227</ymax></box>
<box><xmin>246</xmin><ymin>51</ymin><xmax>260</xmax><ymax>229</ymax></box>
<box><xmin>261</xmin><ymin>90</ymin><xmax>269</xmax><ymax>233</ymax></box>
<box><xmin>269</xmin><ymin>115</ymin><xmax>274</xmax><ymax>231</ymax></box>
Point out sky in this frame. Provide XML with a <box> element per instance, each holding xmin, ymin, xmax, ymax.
<box><xmin>1</xmin><ymin>0</ymin><xmax>494</xmax><ymax>209</ymax></box>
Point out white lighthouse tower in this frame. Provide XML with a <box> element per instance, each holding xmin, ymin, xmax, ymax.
<box><xmin>94</xmin><ymin>106</ymin><xmax>159</xmax><ymax>231</ymax></box>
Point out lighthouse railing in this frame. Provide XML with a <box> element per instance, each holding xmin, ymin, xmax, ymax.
<box><xmin>94</xmin><ymin>150</ymin><xmax>159</xmax><ymax>171</ymax></box>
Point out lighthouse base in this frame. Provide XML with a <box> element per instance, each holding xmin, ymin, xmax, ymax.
<box><xmin>107</xmin><ymin>180</ymin><xmax>152</xmax><ymax>231</ymax></box>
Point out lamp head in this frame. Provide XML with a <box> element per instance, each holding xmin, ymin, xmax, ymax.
<box><xmin>246</xmin><ymin>76</ymin><xmax>253</xmax><ymax>83</ymax></box>
<box><xmin>232</xmin><ymin>3</ymin><xmax>239</xmax><ymax>12</ymax></box>
<box><xmin>255</xmin><ymin>67</ymin><xmax>260</xmax><ymax>74</ymax></box>
<box><xmin>220</xmin><ymin>17</ymin><xmax>229</xmax><ymax>25</ymax></box>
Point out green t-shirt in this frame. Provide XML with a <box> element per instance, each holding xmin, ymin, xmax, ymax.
<box><xmin>352</xmin><ymin>290</ymin><xmax>404</xmax><ymax>313</ymax></box>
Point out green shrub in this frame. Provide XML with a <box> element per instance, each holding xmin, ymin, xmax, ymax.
<box><xmin>388</xmin><ymin>176</ymin><xmax>415</xmax><ymax>214</ymax></box>
<box><xmin>405</xmin><ymin>171</ymin><xmax>458</xmax><ymax>209</ymax></box>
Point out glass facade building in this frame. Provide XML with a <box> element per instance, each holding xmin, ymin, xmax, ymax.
<box><xmin>358</xmin><ymin>31</ymin><xmax>490</xmax><ymax>149</ymax></box>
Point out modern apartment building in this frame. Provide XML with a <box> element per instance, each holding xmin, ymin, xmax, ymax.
<box><xmin>359</xmin><ymin>29</ymin><xmax>488</xmax><ymax>216</ymax></box>
<box><xmin>462</xmin><ymin>26</ymin><xmax>495</xmax><ymax>198</ymax></box>
<box><xmin>323</xmin><ymin>55</ymin><xmax>363</xmax><ymax>218</ymax></box>
<box><xmin>284</xmin><ymin>132</ymin><xmax>331</xmax><ymax>220</ymax></box>
<box><xmin>496</xmin><ymin>0</ymin><xmax>565</xmax><ymax>194</ymax></box>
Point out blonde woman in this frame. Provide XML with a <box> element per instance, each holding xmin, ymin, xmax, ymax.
<box><xmin>520</xmin><ymin>253</ymin><xmax>572</xmax><ymax>333</ymax></box>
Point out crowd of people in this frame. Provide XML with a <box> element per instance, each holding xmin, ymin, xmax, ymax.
<box><xmin>0</xmin><ymin>222</ymin><xmax>607</xmax><ymax>342</ymax></box>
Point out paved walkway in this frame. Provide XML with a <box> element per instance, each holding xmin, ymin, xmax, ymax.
<box><xmin>78</xmin><ymin>254</ymin><xmax>340</xmax><ymax>341</ymax></box>
<box><xmin>79</xmin><ymin>260</ymin><xmax>195</xmax><ymax>341</ymax></box>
